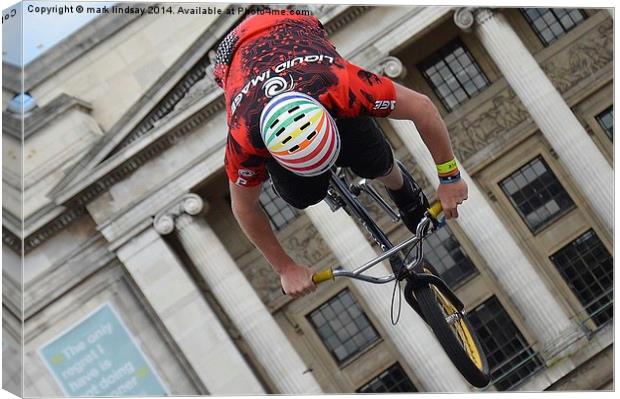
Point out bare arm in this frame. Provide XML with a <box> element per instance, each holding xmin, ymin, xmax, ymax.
<box><xmin>229</xmin><ymin>181</ymin><xmax>316</xmax><ymax>297</ymax></box>
<box><xmin>389</xmin><ymin>82</ymin><xmax>468</xmax><ymax>218</ymax></box>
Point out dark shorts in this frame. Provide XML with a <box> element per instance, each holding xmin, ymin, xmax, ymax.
<box><xmin>266</xmin><ymin>117</ymin><xmax>394</xmax><ymax>209</ymax></box>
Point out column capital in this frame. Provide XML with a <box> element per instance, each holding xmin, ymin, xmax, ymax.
<box><xmin>372</xmin><ymin>56</ymin><xmax>406</xmax><ymax>79</ymax></box>
<box><xmin>153</xmin><ymin>193</ymin><xmax>205</xmax><ymax>235</ymax></box>
<box><xmin>453</xmin><ymin>7</ymin><xmax>495</xmax><ymax>31</ymax></box>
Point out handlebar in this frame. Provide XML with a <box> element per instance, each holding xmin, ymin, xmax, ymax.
<box><xmin>312</xmin><ymin>267</ymin><xmax>335</xmax><ymax>284</ymax></box>
<box><xmin>428</xmin><ymin>201</ymin><xmax>443</xmax><ymax>220</ymax></box>
<box><xmin>311</xmin><ymin>201</ymin><xmax>444</xmax><ymax>285</ymax></box>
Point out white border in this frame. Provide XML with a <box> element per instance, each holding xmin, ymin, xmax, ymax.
<box><xmin>1</xmin><ymin>1</ymin><xmax>616</xmax><ymax>399</ymax></box>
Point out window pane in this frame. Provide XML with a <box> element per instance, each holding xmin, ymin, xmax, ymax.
<box><xmin>420</xmin><ymin>225</ymin><xmax>478</xmax><ymax>287</ymax></box>
<box><xmin>550</xmin><ymin>230</ymin><xmax>613</xmax><ymax>327</ymax></box>
<box><xmin>469</xmin><ymin>297</ymin><xmax>544</xmax><ymax>390</ymax></box>
<box><xmin>307</xmin><ymin>289</ymin><xmax>380</xmax><ymax>364</ymax></box>
<box><xmin>259</xmin><ymin>181</ymin><xmax>298</xmax><ymax>230</ymax></box>
<box><xmin>500</xmin><ymin>156</ymin><xmax>575</xmax><ymax>232</ymax></box>
<box><xmin>596</xmin><ymin>106</ymin><xmax>613</xmax><ymax>141</ymax></box>
<box><xmin>418</xmin><ymin>39</ymin><xmax>489</xmax><ymax>112</ymax></box>
<box><xmin>357</xmin><ymin>363</ymin><xmax>418</xmax><ymax>393</ymax></box>
<box><xmin>521</xmin><ymin>8</ymin><xmax>586</xmax><ymax>46</ymax></box>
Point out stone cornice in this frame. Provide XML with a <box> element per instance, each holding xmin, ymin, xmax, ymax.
<box><xmin>57</xmin><ymin>91</ymin><xmax>224</xmax><ymax>205</ymax></box>
<box><xmin>347</xmin><ymin>6</ymin><xmax>452</xmax><ymax>67</ymax></box>
<box><xmin>2</xmin><ymin>63</ymin><xmax>21</xmax><ymax>96</ymax></box>
<box><xmin>48</xmin><ymin>6</ymin><xmax>243</xmax><ymax>199</ymax></box>
<box><xmin>2</xmin><ymin>226</ymin><xmax>21</xmax><ymax>254</ymax></box>
<box><xmin>2</xmin><ymin>207</ymin><xmax>22</xmax><ymax>237</ymax></box>
<box><xmin>2</xmin><ymin>94</ymin><xmax>93</xmax><ymax>140</ymax></box>
<box><xmin>323</xmin><ymin>5</ymin><xmax>371</xmax><ymax>35</ymax></box>
<box><xmin>2</xmin><ymin>7</ymin><xmax>143</xmax><ymax>93</ymax></box>
<box><xmin>100</xmin><ymin>142</ymin><xmax>225</xmax><ymax>250</ymax></box>
<box><xmin>24</xmin><ymin>233</ymin><xmax>115</xmax><ymax>318</ymax></box>
<box><xmin>22</xmin><ymin>92</ymin><xmax>224</xmax><ymax>254</ymax></box>
<box><xmin>24</xmin><ymin>206</ymin><xmax>88</xmax><ymax>253</ymax></box>
<box><xmin>2</xmin><ymin>271</ymin><xmax>22</xmax><ymax>320</ymax></box>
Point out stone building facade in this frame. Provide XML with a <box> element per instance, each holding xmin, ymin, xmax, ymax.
<box><xmin>2</xmin><ymin>4</ymin><xmax>613</xmax><ymax>396</ymax></box>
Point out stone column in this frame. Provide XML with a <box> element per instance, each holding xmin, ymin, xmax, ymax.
<box><xmin>156</xmin><ymin>194</ymin><xmax>322</xmax><ymax>395</ymax></box>
<box><xmin>116</xmin><ymin>226</ymin><xmax>265</xmax><ymax>395</ymax></box>
<box><xmin>305</xmin><ymin>203</ymin><xmax>470</xmax><ymax>392</ymax></box>
<box><xmin>454</xmin><ymin>8</ymin><xmax>613</xmax><ymax>232</ymax></box>
<box><xmin>388</xmin><ymin>118</ymin><xmax>583</xmax><ymax>358</ymax></box>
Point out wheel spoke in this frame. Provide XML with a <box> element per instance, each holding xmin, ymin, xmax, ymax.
<box><xmin>431</xmin><ymin>285</ymin><xmax>484</xmax><ymax>371</ymax></box>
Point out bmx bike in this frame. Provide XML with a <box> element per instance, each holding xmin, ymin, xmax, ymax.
<box><xmin>311</xmin><ymin>162</ymin><xmax>490</xmax><ymax>388</ymax></box>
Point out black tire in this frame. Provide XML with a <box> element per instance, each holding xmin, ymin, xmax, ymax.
<box><xmin>411</xmin><ymin>264</ymin><xmax>491</xmax><ymax>388</ymax></box>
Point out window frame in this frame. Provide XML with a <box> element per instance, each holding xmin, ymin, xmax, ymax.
<box><xmin>475</xmin><ymin>133</ymin><xmax>612</xmax><ymax>336</ymax></box>
<box><xmin>570</xmin><ymin>84</ymin><xmax>613</xmax><ymax>163</ymax></box>
<box><xmin>306</xmin><ymin>288</ymin><xmax>382</xmax><ymax>366</ymax></box>
<box><xmin>498</xmin><ymin>155</ymin><xmax>577</xmax><ymax>234</ymax></box>
<box><xmin>422</xmin><ymin>223</ymin><xmax>479</xmax><ymax>289</ymax></box>
<box><xmin>549</xmin><ymin>228</ymin><xmax>613</xmax><ymax>328</ymax></box>
<box><xmin>520</xmin><ymin>8</ymin><xmax>587</xmax><ymax>47</ymax></box>
<box><xmin>356</xmin><ymin>362</ymin><xmax>418</xmax><ymax>393</ymax></box>
<box><xmin>595</xmin><ymin>105</ymin><xmax>613</xmax><ymax>142</ymax></box>
<box><xmin>417</xmin><ymin>38</ymin><xmax>490</xmax><ymax>112</ymax></box>
<box><xmin>258</xmin><ymin>181</ymin><xmax>298</xmax><ymax>231</ymax></box>
<box><xmin>469</xmin><ymin>296</ymin><xmax>544</xmax><ymax>390</ymax></box>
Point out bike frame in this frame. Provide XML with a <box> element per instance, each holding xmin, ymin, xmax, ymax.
<box><xmin>321</xmin><ymin>167</ymin><xmax>464</xmax><ymax>311</ymax></box>
<box><xmin>317</xmin><ymin>167</ymin><xmax>491</xmax><ymax>387</ymax></box>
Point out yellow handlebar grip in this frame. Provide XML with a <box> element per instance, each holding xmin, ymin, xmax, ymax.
<box><xmin>312</xmin><ymin>267</ymin><xmax>334</xmax><ymax>284</ymax></box>
<box><xmin>428</xmin><ymin>201</ymin><xmax>443</xmax><ymax>220</ymax></box>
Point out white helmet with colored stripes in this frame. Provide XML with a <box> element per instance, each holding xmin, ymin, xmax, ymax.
<box><xmin>260</xmin><ymin>91</ymin><xmax>340</xmax><ymax>177</ymax></box>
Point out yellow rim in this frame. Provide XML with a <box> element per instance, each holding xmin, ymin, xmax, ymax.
<box><xmin>424</xmin><ymin>268</ymin><xmax>484</xmax><ymax>371</ymax></box>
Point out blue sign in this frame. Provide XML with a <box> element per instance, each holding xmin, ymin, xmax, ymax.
<box><xmin>39</xmin><ymin>303</ymin><xmax>168</xmax><ymax>396</ymax></box>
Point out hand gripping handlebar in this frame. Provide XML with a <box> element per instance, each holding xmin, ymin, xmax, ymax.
<box><xmin>311</xmin><ymin>201</ymin><xmax>444</xmax><ymax>285</ymax></box>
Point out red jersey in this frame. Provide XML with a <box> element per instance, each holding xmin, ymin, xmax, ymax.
<box><xmin>214</xmin><ymin>13</ymin><xmax>396</xmax><ymax>186</ymax></box>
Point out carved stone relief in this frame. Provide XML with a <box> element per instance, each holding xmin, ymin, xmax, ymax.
<box><xmin>541</xmin><ymin>20</ymin><xmax>613</xmax><ymax>95</ymax></box>
<box><xmin>240</xmin><ymin>257</ymin><xmax>283</xmax><ymax>305</ymax></box>
<box><xmin>237</xmin><ymin>219</ymin><xmax>333</xmax><ymax>305</ymax></box>
<box><xmin>281</xmin><ymin>222</ymin><xmax>331</xmax><ymax>266</ymax></box>
<box><xmin>446</xmin><ymin>18</ymin><xmax>612</xmax><ymax>165</ymax></box>
<box><xmin>448</xmin><ymin>89</ymin><xmax>530</xmax><ymax>162</ymax></box>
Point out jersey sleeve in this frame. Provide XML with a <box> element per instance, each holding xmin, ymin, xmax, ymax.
<box><xmin>325</xmin><ymin>61</ymin><xmax>397</xmax><ymax>119</ymax></box>
<box><xmin>213</xmin><ymin>29</ymin><xmax>239</xmax><ymax>89</ymax></box>
<box><xmin>224</xmin><ymin>134</ymin><xmax>268</xmax><ymax>187</ymax></box>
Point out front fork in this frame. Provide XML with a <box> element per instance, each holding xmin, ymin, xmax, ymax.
<box><xmin>327</xmin><ymin>169</ymin><xmax>464</xmax><ymax>316</ymax></box>
<box><xmin>401</xmin><ymin>270</ymin><xmax>466</xmax><ymax>330</ymax></box>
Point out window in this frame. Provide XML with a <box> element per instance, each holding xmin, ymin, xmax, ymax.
<box><xmin>469</xmin><ymin>297</ymin><xmax>544</xmax><ymax>390</ymax></box>
<box><xmin>259</xmin><ymin>181</ymin><xmax>298</xmax><ymax>230</ymax></box>
<box><xmin>521</xmin><ymin>8</ymin><xmax>587</xmax><ymax>46</ymax></box>
<box><xmin>307</xmin><ymin>289</ymin><xmax>380</xmax><ymax>364</ymax></box>
<box><xmin>596</xmin><ymin>106</ymin><xmax>613</xmax><ymax>141</ymax></box>
<box><xmin>500</xmin><ymin>156</ymin><xmax>575</xmax><ymax>233</ymax></box>
<box><xmin>357</xmin><ymin>363</ymin><xmax>417</xmax><ymax>393</ymax></box>
<box><xmin>418</xmin><ymin>39</ymin><xmax>490</xmax><ymax>112</ymax></box>
<box><xmin>423</xmin><ymin>225</ymin><xmax>478</xmax><ymax>288</ymax></box>
<box><xmin>550</xmin><ymin>230</ymin><xmax>613</xmax><ymax>327</ymax></box>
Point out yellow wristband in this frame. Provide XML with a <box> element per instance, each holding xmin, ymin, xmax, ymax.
<box><xmin>436</xmin><ymin>159</ymin><xmax>458</xmax><ymax>175</ymax></box>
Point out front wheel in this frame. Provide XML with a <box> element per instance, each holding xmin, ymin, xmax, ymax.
<box><xmin>409</xmin><ymin>264</ymin><xmax>490</xmax><ymax>388</ymax></box>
